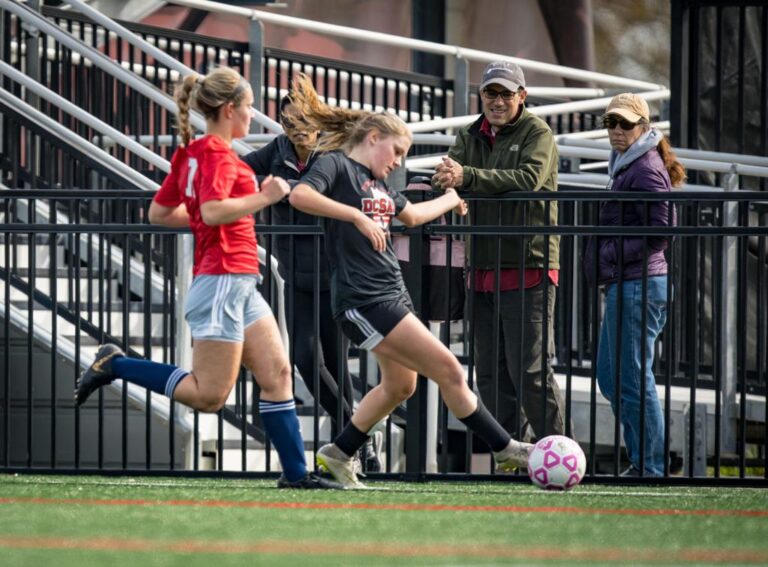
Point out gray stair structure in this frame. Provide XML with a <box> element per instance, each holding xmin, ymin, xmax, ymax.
<box><xmin>0</xmin><ymin>259</ymin><xmax>190</xmax><ymax>469</ymax></box>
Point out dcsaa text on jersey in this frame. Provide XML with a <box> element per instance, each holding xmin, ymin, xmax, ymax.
<box><xmin>361</xmin><ymin>185</ymin><xmax>396</xmax><ymax>229</ymax></box>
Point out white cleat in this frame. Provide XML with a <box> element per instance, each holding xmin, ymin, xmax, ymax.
<box><xmin>494</xmin><ymin>439</ymin><xmax>534</xmax><ymax>472</ymax></box>
<box><xmin>316</xmin><ymin>443</ymin><xmax>366</xmax><ymax>489</ymax></box>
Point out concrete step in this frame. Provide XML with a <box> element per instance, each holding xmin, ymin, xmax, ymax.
<box><xmin>19</xmin><ymin>309</ymin><xmax>170</xmax><ymax>340</ymax></box>
<box><xmin>200</xmin><ymin>420</ymin><xmax>403</xmax><ymax>473</ymax></box>
<box><xmin>7</xmin><ymin>267</ymin><xmax>119</xmax><ymax>279</ymax></box>
<box><xmin>5</xmin><ymin>276</ymin><xmax>120</xmax><ymax>303</ymax></box>
<box><xmin>0</xmin><ymin>243</ymin><xmax>65</xmax><ymax>269</ymax></box>
<box><xmin>3</xmin><ymin>342</ymin><xmax>172</xmax><ymax>402</ymax></box>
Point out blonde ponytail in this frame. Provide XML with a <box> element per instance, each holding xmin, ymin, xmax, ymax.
<box><xmin>173</xmin><ymin>67</ymin><xmax>251</xmax><ymax>146</ymax></box>
<box><xmin>174</xmin><ymin>74</ymin><xmax>200</xmax><ymax>147</ymax></box>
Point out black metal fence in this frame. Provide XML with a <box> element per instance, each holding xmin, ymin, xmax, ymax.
<box><xmin>0</xmin><ymin>189</ymin><xmax>765</xmax><ymax>485</ymax></box>
<box><xmin>1</xmin><ymin>3</ymin><xmax>765</xmax><ymax>484</ymax></box>
<box><xmin>671</xmin><ymin>0</ymin><xmax>767</xmax><ymax>190</ymax></box>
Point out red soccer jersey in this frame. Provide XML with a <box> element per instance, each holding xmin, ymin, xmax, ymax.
<box><xmin>153</xmin><ymin>135</ymin><xmax>260</xmax><ymax>276</ymax></box>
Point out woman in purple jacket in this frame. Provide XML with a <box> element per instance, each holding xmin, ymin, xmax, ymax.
<box><xmin>585</xmin><ymin>93</ymin><xmax>685</xmax><ymax>477</ymax></box>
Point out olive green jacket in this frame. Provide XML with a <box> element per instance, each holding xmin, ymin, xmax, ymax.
<box><xmin>446</xmin><ymin>108</ymin><xmax>560</xmax><ymax>270</ymax></box>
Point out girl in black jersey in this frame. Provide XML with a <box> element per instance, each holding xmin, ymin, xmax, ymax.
<box><xmin>288</xmin><ymin>74</ymin><xmax>532</xmax><ymax>487</ymax></box>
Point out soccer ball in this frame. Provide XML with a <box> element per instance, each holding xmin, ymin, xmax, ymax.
<box><xmin>527</xmin><ymin>435</ymin><xmax>586</xmax><ymax>491</ymax></box>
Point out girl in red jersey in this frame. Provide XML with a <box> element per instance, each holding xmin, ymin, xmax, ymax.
<box><xmin>288</xmin><ymin>74</ymin><xmax>533</xmax><ymax>488</ymax></box>
<box><xmin>75</xmin><ymin>67</ymin><xmax>340</xmax><ymax>489</ymax></box>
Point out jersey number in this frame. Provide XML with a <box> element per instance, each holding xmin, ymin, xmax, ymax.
<box><xmin>185</xmin><ymin>158</ymin><xmax>198</xmax><ymax>198</ymax></box>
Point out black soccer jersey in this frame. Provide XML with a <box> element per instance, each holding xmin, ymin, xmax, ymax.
<box><xmin>299</xmin><ymin>151</ymin><xmax>410</xmax><ymax>316</ymax></box>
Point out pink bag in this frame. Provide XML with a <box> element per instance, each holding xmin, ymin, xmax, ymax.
<box><xmin>392</xmin><ymin>179</ymin><xmax>466</xmax><ymax>322</ymax></box>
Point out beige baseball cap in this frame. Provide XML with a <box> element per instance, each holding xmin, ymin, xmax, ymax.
<box><xmin>604</xmin><ymin>93</ymin><xmax>650</xmax><ymax>123</ymax></box>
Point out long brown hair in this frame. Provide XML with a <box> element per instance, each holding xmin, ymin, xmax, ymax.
<box><xmin>174</xmin><ymin>67</ymin><xmax>251</xmax><ymax>146</ymax></box>
<box><xmin>289</xmin><ymin>73</ymin><xmax>411</xmax><ymax>154</ymax></box>
<box><xmin>635</xmin><ymin>123</ymin><xmax>687</xmax><ymax>188</ymax></box>
<box><xmin>656</xmin><ymin>136</ymin><xmax>686</xmax><ymax>187</ymax></box>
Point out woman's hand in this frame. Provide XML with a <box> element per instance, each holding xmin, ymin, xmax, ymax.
<box><xmin>353</xmin><ymin>211</ymin><xmax>388</xmax><ymax>252</ymax></box>
<box><xmin>444</xmin><ymin>188</ymin><xmax>469</xmax><ymax>217</ymax></box>
<box><xmin>261</xmin><ymin>175</ymin><xmax>290</xmax><ymax>205</ymax></box>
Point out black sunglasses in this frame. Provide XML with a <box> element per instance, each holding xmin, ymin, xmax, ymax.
<box><xmin>602</xmin><ymin>116</ymin><xmax>643</xmax><ymax>131</ymax></box>
<box><xmin>281</xmin><ymin>114</ymin><xmax>310</xmax><ymax>130</ymax></box>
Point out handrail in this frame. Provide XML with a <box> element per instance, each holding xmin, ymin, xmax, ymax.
<box><xmin>555</xmin><ymin>146</ymin><xmax>768</xmax><ymax>178</ymax></box>
<box><xmin>0</xmin><ymin>0</ymin><xmax>253</xmax><ymax>156</ymax></box>
<box><xmin>165</xmin><ymin>0</ymin><xmax>667</xmax><ymax>91</ymax></box>
<box><xmin>555</xmin><ymin>124</ymin><xmax>666</xmax><ymax>142</ymax></box>
<box><xmin>96</xmin><ymin>132</ymin><xmax>460</xmax><ymax>148</ymax></box>
<box><xmin>409</xmin><ymin>89</ymin><xmax>671</xmax><ymax>133</ymax></box>
<box><xmin>407</xmin><ymin>144</ymin><xmax>768</xmax><ymax>180</ymax></box>
<box><xmin>25</xmin><ymin>18</ymin><xmax>609</xmax><ymax>104</ymax></box>
<box><xmin>0</xmin><ymin>87</ymin><xmax>159</xmax><ymax>191</ymax></box>
<box><xmin>0</xmin><ymin>60</ymin><xmax>170</xmax><ymax>172</ymax></box>
<box><xmin>559</xmin><ymin>138</ymin><xmax>768</xmax><ymax>169</ymax></box>
<box><xmin>63</xmin><ymin>0</ymin><xmax>282</xmax><ymax>135</ymax></box>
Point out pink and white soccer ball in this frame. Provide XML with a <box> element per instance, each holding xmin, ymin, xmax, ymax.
<box><xmin>527</xmin><ymin>435</ymin><xmax>586</xmax><ymax>490</ymax></box>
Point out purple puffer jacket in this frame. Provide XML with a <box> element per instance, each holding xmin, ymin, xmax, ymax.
<box><xmin>583</xmin><ymin>148</ymin><xmax>676</xmax><ymax>287</ymax></box>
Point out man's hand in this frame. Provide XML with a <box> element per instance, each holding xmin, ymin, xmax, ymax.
<box><xmin>433</xmin><ymin>156</ymin><xmax>464</xmax><ymax>189</ymax></box>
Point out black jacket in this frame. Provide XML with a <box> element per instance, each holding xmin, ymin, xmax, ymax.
<box><xmin>243</xmin><ymin>135</ymin><xmax>329</xmax><ymax>291</ymax></box>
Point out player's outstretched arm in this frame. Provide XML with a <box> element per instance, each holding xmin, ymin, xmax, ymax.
<box><xmin>396</xmin><ymin>188</ymin><xmax>468</xmax><ymax>228</ymax></box>
<box><xmin>200</xmin><ymin>175</ymin><xmax>289</xmax><ymax>226</ymax></box>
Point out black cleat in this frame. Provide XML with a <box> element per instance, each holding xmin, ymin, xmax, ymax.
<box><xmin>75</xmin><ymin>344</ymin><xmax>124</xmax><ymax>406</ymax></box>
<box><xmin>620</xmin><ymin>465</ymin><xmax>642</xmax><ymax>477</ymax></box>
<box><xmin>276</xmin><ymin>472</ymin><xmax>346</xmax><ymax>490</ymax></box>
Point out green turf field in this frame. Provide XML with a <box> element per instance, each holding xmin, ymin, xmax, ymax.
<box><xmin>1</xmin><ymin>474</ymin><xmax>766</xmax><ymax>566</ymax></box>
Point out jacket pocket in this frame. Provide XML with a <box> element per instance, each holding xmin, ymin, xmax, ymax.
<box><xmin>598</xmin><ymin>237</ymin><xmax>618</xmax><ymax>283</ymax></box>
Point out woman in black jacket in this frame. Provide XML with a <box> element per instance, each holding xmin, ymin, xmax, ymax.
<box><xmin>244</xmin><ymin>97</ymin><xmax>380</xmax><ymax>470</ymax></box>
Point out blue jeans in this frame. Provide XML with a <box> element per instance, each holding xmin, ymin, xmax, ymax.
<box><xmin>597</xmin><ymin>276</ymin><xmax>668</xmax><ymax>476</ymax></box>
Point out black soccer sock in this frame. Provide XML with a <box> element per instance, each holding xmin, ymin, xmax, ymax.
<box><xmin>334</xmin><ymin>422</ymin><xmax>369</xmax><ymax>457</ymax></box>
<box><xmin>459</xmin><ymin>398</ymin><xmax>512</xmax><ymax>453</ymax></box>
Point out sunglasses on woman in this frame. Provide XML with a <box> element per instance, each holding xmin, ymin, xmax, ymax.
<box><xmin>281</xmin><ymin>114</ymin><xmax>311</xmax><ymax>130</ymax></box>
<box><xmin>602</xmin><ymin>116</ymin><xmax>642</xmax><ymax>131</ymax></box>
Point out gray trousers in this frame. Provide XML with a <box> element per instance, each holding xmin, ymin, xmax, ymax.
<box><xmin>471</xmin><ymin>280</ymin><xmax>565</xmax><ymax>441</ymax></box>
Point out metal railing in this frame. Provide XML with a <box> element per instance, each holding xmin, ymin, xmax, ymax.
<box><xmin>1</xmin><ymin>189</ymin><xmax>765</xmax><ymax>484</ymax></box>
<box><xmin>1</xmin><ymin>0</ymin><xmax>765</xmax><ymax>485</ymax></box>
<box><xmin>164</xmin><ymin>0</ymin><xmax>667</xmax><ymax>91</ymax></box>
<box><xmin>671</xmin><ymin>0</ymin><xmax>767</xmax><ymax>188</ymax></box>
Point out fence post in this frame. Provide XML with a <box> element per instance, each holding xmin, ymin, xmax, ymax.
<box><xmin>559</xmin><ymin>157</ymin><xmax>584</xmax><ymax>359</ymax></box>
<box><xmin>248</xmin><ymin>16</ymin><xmax>265</xmax><ymax>114</ymax></box>
<box><xmin>719</xmin><ymin>166</ymin><xmax>739</xmax><ymax>456</ymax></box>
<box><xmin>453</xmin><ymin>55</ymin><xmax>469</xmax><ymax>118</ymax></box>
<box><xmin>391</xmin><ymin>170</ymin><xmax>428</xmax><ymax>476</ymax></box>
<box><xmin>176</xmin><ymin>239</ymin><xmax>194</xmax><ymax>391</ymax></box>
<box><xmin>25</xmin><ymin>0</ymin><xmax>40</xmax><ymax>109</ymax></box>
<box><xmin>683</xmin><ymin>402</ymin><xmax>708</xmax><ymax>477</ymax></box>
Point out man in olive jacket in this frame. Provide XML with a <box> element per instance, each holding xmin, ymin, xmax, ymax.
<box><xmin>433</xmin><ymin>61</ymin><xmax>565</xmax><ymax>443</ymax></box>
